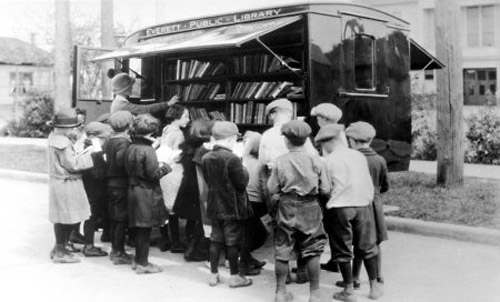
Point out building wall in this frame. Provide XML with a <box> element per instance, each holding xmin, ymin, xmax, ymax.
<box><xmin>355</xmin><ymin>0</ymin><xmax>500</xmax><ymax>105</ymax></box>
<box><xmin>0</xmin><ymin>65</ymin><xmax>53</xmax><ymax>104</ymax></box>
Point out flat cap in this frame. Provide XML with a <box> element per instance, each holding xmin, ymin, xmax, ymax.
<box><xmin>243</xmin><ymin>131</ymin><xmax>262</xmax><ymax>155</ymax></box>
<box><xmin>314</xmin><ymin>124</ymin><xmax>344</xmax><ymax>144</ymax></box>
<box><xmin>310</xmin><ymin>103</ymin><xmax>342</xmax><ymax>123</ymax></box>
<box><xmin>345</xmin><ymin>121</ymin><xmax>376</xmax><ymax>141</ymax></box>
<box><xmin>265</xmin><ymin>98</ymin><xmax>293</xmax><ymax>115</ymax></box>
<box><xmin>96</xmin><ymin>113</ymin><xmax>111</xmax><ymax>124</ymax></box>
<box><xmin>108</xmin><ymin>110</ymin><xmax>134</xmax><ymax>132</ymax></box>
<box><xmin>212</xmin><ymin>121</ymin><xmax>240</xmax><ymax>140</ymax></box>
<box><xmin>281</xmin><ymin>120</ymin><xmax>311</xmax><ymax>140</ymax></box>
<box><xmin>84</xmin><ymin>121</ymin><xmax>112</xmax><ymax>138</ymax></box>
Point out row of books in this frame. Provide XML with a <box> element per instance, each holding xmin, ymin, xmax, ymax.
<box><xmin>166</xmin><ymin>83</ymin><xmax>225</xmax><ymax>101</ymax></box>
<box><xmin>232</xmin><ymin>53</ymin><xmax>301</xmax><ymax>75</ymax></box>
<box><xmin>165</xmin><ymin>60</ymin><xmax>227</xmax><ymax>80</ymax></box>
<box><xmin>229</xmin><ymin>101</ymin><xmax>298</xmax><ymax>125</ymax></box>
<box><xmin>231</xmin><ymin>81</ymin><xmax>300</xmax><ymax>100</ymax></box>
<box><xmin>188</xmin><ymin>107</ymin><xmax>227</xmax><ymax>121</ymax></box>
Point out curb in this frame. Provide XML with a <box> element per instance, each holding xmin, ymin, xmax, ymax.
<box><xmin>386</xmin><ymin>216</ymin><xmax>500</xmax><ymax>247</ymax></box>
<box><xmin>1</xmin><ymin>168</ymin><xmax>499</xmax><ymax>247</ymax></box>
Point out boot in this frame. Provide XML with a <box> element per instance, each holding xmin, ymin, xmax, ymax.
<box><xmin>368</xmin><ymin>279</ymin><xmax>384</xmax><ymax>300</ymax></box>
<box><xmin>159</xmin><ymin>226</ymin><xmax>171</xmax><ymax>252</ymax></box>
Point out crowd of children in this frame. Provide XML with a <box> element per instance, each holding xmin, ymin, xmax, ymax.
<box><xmin>47</xmin><ymin>93</ymin><xmax>388</xmax><ymax>301</ymax></box>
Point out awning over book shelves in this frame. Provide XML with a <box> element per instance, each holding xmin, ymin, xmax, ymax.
<box><xmin>92</xmin><ymin>16</ymin><xmax>302</xmax><ymax>62</ymax></box>
<box><xmin>410</xmin><ymin>39</ymin><xmax>445</xmax><ymax>70</ymax></box>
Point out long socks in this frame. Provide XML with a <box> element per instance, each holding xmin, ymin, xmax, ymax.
<box><xmin>352</xmin><ymin>256</ymin><xmax>362</xmax><ymax>281</ymax></box>
<box><xmin>112</xmin><ymin>221</ymin><xmax>127</xmax><ymax>252</ymax></box>
<box><xmin>83</xmin><ymin>218</ymin><xmax>95</xmax><ymax>245</ymax></box>
<box><xmin>226</xmin><ymin>245</ymin><xmax>239</xmax><ymax>275</ymax></box>
<box><xmin>275</xmin><ymin>260</ymin><xmax>289</xmax><ymax>294</ymax></box>
<box><xmin>209</xmin><ymin>242</ymin><xmax>223</xmax><ymax>274</ymax></box>
<box><xmin>339</xmin><ymin>261</ymin><xmax>354</xmax><ymax>286</ymax></box>
<box><xmin>134</xmin><ymin>227</ymin><xmax>152</xmax><ymax>266</ymax></box>
<box><xmin>363</xmin><ymin>256</ymin><xmax>378</xmax><ymax>281</ymax></box>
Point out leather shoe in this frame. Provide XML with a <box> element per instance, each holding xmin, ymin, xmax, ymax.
<box><xmin>83</xmin><ymin>245</ymin><xmax>108</xmax><ymax>257</ymax></box>
<box><xmin>69</xmin><ymin>232</ymin><xmax>85</xmax><ymax>245</ymax></box>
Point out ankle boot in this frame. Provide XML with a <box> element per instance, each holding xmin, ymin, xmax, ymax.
<box><xmin>368</xmin><ymin>279</ymin><xmax>383</xmax><ymax>300</ymax></box>
<box><xmin>159</xmin><ymin>226</ymin><xmax>171</xmax><ymax>252</ymax></box>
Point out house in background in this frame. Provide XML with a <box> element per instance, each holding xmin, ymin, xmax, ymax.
<box><xmin>0</xmin><ymin>37</ymin><xmax>53</xmax><ymax>124</ymax></box>
<box><xmin>354</xmin><ymin>0</ymin><xmax>500</xmax><ymax>106</ymax></box>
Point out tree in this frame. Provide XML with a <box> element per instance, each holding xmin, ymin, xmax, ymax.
<box><xmin>435</xmin><ymin>0</ymin><xmax>464</xmax><ymax>186</ymax></box>
<box><xmin>54</xmin><ymin>0</ymin><xmax>72</xmax><ymax>110</ymax></box>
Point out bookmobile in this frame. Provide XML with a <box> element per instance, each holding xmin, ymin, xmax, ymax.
<box><xmin>74</xmin><ymin>1</ymin><xmax>443</xmax><ymax>171</ymax></box>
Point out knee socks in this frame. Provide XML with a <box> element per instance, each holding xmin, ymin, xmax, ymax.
<box><xmin>275</xmin><ymin>260</ymin><xmax>289</xmax><ymax>293</ymax></box>
<box><xmin>226</xmin><ymin>245</ymin><xmax>239</xmax><ymax>275</ymax></box>
<box><xmin>339</xmin><ymin>261</ymin><xmax>353</xmax><ymax>285</ymax></box>
<box><xmin>134</xmin><ymin>227</ymin><xmax>152</xmax><ymax>266</ymax></box>
<box><xmin>209</xmin><ymin>242</ymin><xmax>223</xmax><ymax>274</ymax></box>
<box><xmin>363</xmin><ymin>256</ymin><xmax>378</xmax><ymax>281</ymax></box>
<box><xmin>112</xmin><ymin>221</ymin><xmax>127</xmax><ymax>252</ymax></box>
<box><xmin>83</xmin><ymin>218</ymin><xmax>95</xmax><ymax>245</ymax></box>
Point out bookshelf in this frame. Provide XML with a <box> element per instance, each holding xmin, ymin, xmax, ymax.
<box><xmin>159</xmin><ymin>19</ymin><xmax>306</xmax><ymax>130</ymax></box>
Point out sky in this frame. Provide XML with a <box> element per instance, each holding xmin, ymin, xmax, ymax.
<box><xmin>0</xmin><ymin>0</ymin><xmax>335</xmax><ymax>51</ymax></box>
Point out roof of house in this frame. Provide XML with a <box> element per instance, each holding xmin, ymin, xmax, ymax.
<box><xmin>0</xmin><ymin>37</ymin><xmax>53</xmax><ymax>66</ymax></box>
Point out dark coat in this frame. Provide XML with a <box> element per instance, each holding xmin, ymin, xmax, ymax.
<box><xmin>201</xmin><ymin>145</ymin><xmax>252</xmax><ymax>220</ymax></box>
<box><xmin>125</xmin><ymin>136</ymin><xmax>171</xmax><ymax>227</ymax></box>
<box><xmin>358</xmin><ymin>148</ymin><xmax>389</xmax><ymax>194</ymax></box>
<box><xmin>173</xmin><ymin>135</ymin><xmax>203</xmax><ymax>221</ymax></box>
<box><xmin>106</xmin><ymin>133</ymin><xmax>131</xmax><ymax>188</ymax></box>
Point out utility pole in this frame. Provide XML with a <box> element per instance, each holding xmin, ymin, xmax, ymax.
<box><xmin>54</xmin><ymin>0</ymin><xmax>72</xmax><ymax>110</ymax></box>
<box><xmin>435</xmin><ymin>0</ymin><xmax>464</xmax><ymax>186</ymax></box>
<box><xmin>101</xmin><ymin>0</ymin><xmax>114</xmax><ymax>100</ymax></box>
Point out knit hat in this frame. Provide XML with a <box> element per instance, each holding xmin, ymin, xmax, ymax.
<box><xmin>212</xmin><ymin>121</ymin><xmax>240</xmax><ymax>140</ymax></box>
<box><xmin>243</xmin><ymin>131</ymin><xmax>262</xmax><ymax>156</ymax></box>
<box><xmin>47</xmin><ymin>108</ymin><xmax>81</xmax><ymax>128</ymax></box>
<box><xmin>314</xmin><ymin>124</ymin><xmax>344</xmax><ymax>144</ymax></box>
<box><xmin>111</xmin><ymin>73</ymin><xmax>135</xmax><ymax>95</ymax></box>
<box><xmin>310</xmin><ymin>103</ymin><xmax>342</xmax><ymax>123</ymax></box>
<box><xmin>265</xmin><ymin>98</ymin><xmax>293</xmax><ymax>115</ymax></box>
<box><xmin>345</xmin><ymin>121</ymin><xmax>376</xmax><ymax>142</ymax></box>
<box><xmin>96</xmin><ymin>113</ymin><xmax>111</xmax><ymax>124</ymax></box>
<box><xmin>84</xmin><ymin>121</ymin><xmax>112</xmax><ymax>138</ymax></box>
<box><xmin>281</xmin><ymin>120</ymin><xmax>311</xmax><ymax>146</ymax></box>
<box><xmin>108</xmin><ymin>110</ymin><xmax>134</xmax><ymax>132</ymax></box>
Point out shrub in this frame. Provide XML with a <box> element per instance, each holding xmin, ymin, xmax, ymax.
<box><xmin>4</xmin><ymin>90</ymin><xmax>54</xmax><ymax>138</ymax></box>
<box><xmin>464</xmin><ymin>107</ymin><xmax>500</xmax><ymax>165</ymax></box>
<box><xmin>411</xmin><ymin>109</ymin><xmax>437</xmax><ymax>160</ymax></box>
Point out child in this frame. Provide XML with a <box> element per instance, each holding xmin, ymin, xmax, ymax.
<box><xmin>158</xmin><ymin>104</ymin><xmax>190</xmax><ymax>253</ymax></box>
<box><xmin>201</xmin><ymin>121</ymin><xmax>253</xmax><ymax>288</ymax></box>
<box><xmin>106</xmin><ymin>110</ymin><xmax>135</xmax><ymax>265</ymax></box>
<box><xmin>240</xmin><ymin>131</ymin><xmax>268</xmax><ymax>276</ymax></box>
<box><xmin>345</xmin><ymin>121</ymin><xmax>388</xmax><ymax>286</ymax></box>
<box><xmin>267</xmin><ymin>120</ymin><xmax>331</xmax><ymax>302</ymax></box>
<box><xmin>80</xmin><ymin>121</ymin><xmax>112</xmax><ymax>257</ymax></box>
<box><xmin>125</xmin><ymin>114</ymin><xmax>172</xmax><ymax>274</ymax></box>
<box><xmin>47</xmin><ymin>108</ymin><xmax>94</xmax><ymax>263</ymax></box>
<box><xmin>315</xmin><ymin>124</ymin><xmax>382</xmax><ymax>301</ymax></box>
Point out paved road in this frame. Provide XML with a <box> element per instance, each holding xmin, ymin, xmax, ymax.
<box><xmin>0</xmin><ymin>178</ymin><xmax>499</xmax><ymax>302</ymax></box>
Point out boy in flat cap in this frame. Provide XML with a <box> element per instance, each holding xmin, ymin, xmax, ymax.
<box><xmin>268</xmin><ymin>120</ymin><xmax>331</xmax><ymax>302</ymax></box>
<box><xmin>315</xmin><ymin>124</ymin><xmax>382</xmax><ymax>302</ymax></box>
<box><xmin>345</xmin><ymin>121</ymin><xmax>388</xmax><ymax>288</ymax></box>
<box><xmin>106</xmin><ymin>111</ymin><xmax>135</xmax><ymax>265</ymax></box>
<box><xmin>259</xmin><ymin>98</ymin><xmax>317</xmax><ymax>283</ymax></box>
<box><xmin>201</xmin><ymin>121</ymin><xmax>253</xmax><ymax>288</ymax></box>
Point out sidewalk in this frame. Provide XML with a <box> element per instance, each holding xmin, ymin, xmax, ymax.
<box><xmin>410</xmin><ymin>160</ymin><xmax>500</xmax><ymax>180</ymax></box>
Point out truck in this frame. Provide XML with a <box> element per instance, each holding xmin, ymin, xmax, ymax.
<box><xmin>74</xmin><ymin>1</ymin><xmax>443</xmax><ymax>171</ymax></box>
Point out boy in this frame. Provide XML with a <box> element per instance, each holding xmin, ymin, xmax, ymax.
<box><xmin>201</xmin><ymin>121</ymin><xmax>253</xmax><ymax>288</ymax></box>
<box><xmin>315</xmin><ymin>124</ymin><xmax>382</xmax><ymax>302</ymax></box>
<box><xmin>106</xmin><ymin>111</ymin><xmax>135</xmax><ymax>265</ymax></box>
<box><xmin>345</xmin><ymin>121</ymin><xmax>388</xmax><ymax>286</ymax></box>
<box><xmin>267</xmin><ymin>120</ymin><xmax>331</xmax><ymax>302</ymax></box>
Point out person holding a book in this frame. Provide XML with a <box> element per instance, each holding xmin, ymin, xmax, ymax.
<box><xmin>110</xmin><ymin>72</ymin><xmax>180</xmax><ymax>115</ymax></box>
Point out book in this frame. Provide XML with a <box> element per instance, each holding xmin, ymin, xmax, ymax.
<box><xmin>270</xmin><ymin>81</ymin><xmax>293</xmax><ymax>98</ymax></box>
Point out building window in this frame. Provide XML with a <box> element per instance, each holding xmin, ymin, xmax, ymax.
<box><xmin>466</xmin><ymin>5</ymin><xmax>495</xmax><ymax>47</ymax></box>
<box><xmin>9</xmin><ymin>72</ymin><xmax>33</xmax><ymax>95</ymax></box>
<box><xmin>464</xmin><ymin>68</ymin><xmax>497</xmax><ymax>105</ymax></box>
<box><xmin>354</xmin><ymin>34</ymin><xmax>375</xmax><ymax>90</ymax></box>
<box><xmin>424</xmin><ymin>70</ymin><xmax>434</xmax><ymax>80</ymax></box>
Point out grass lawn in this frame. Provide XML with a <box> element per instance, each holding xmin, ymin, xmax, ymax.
<box><xmin>382</xmin><ymin>172</ymin><xmax>500</xmax><ymax>230</ymax></box>
<box><xmin>0</xmin><ymin>144</ymin><xmax>47</xmax><ymax>173</ymax></box>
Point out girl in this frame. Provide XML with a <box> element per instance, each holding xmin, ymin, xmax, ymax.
<box><xmin>125</xmin><ymin>114</ymin><xmax>172</xmax><ymax>274</ymax></box>
<box><xmin>158</xmin><ymin>105</ymin><xmax>190</xmax><ymax>252</ymax></box>
<box><xmin>47</xmin><ymin>108</ymin><xmax>94</xmax><ymax>263</ymax></box>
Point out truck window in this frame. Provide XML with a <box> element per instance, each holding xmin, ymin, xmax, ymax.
<box><xmin>354</xmin><ymin>34</ymin><xmax>375</xmax><ymax>89</ymax></box>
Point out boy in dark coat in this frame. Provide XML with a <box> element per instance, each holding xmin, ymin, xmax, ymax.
<box><xmin>125</xmin><ymin>114</ymin><xmax>172</xmax><ymax>274</ymax></box>
<box><xmin>106</xmin><ymin>111</ymin><xmax>135</xmax><ymax>265</ymax></box>
<box><xmin>345</xmin><ymin>121</ymin><xmax>389</xmax><ymax>287</ymax></box>
<box><xmin>201</xmin><ymin>121</ymin><xmax>253</xmax><ymax>288</ymax></box>
<box><xmin>267</xmin><ymin>120</ymin><xmax>331</xmax><ymax>302</ymax></box>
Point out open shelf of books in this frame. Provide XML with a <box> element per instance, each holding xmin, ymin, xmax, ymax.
<box><xmin>161</xmin><ymin>44</ymin><xmax>305</xmax><ymax>130</ymax></box>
